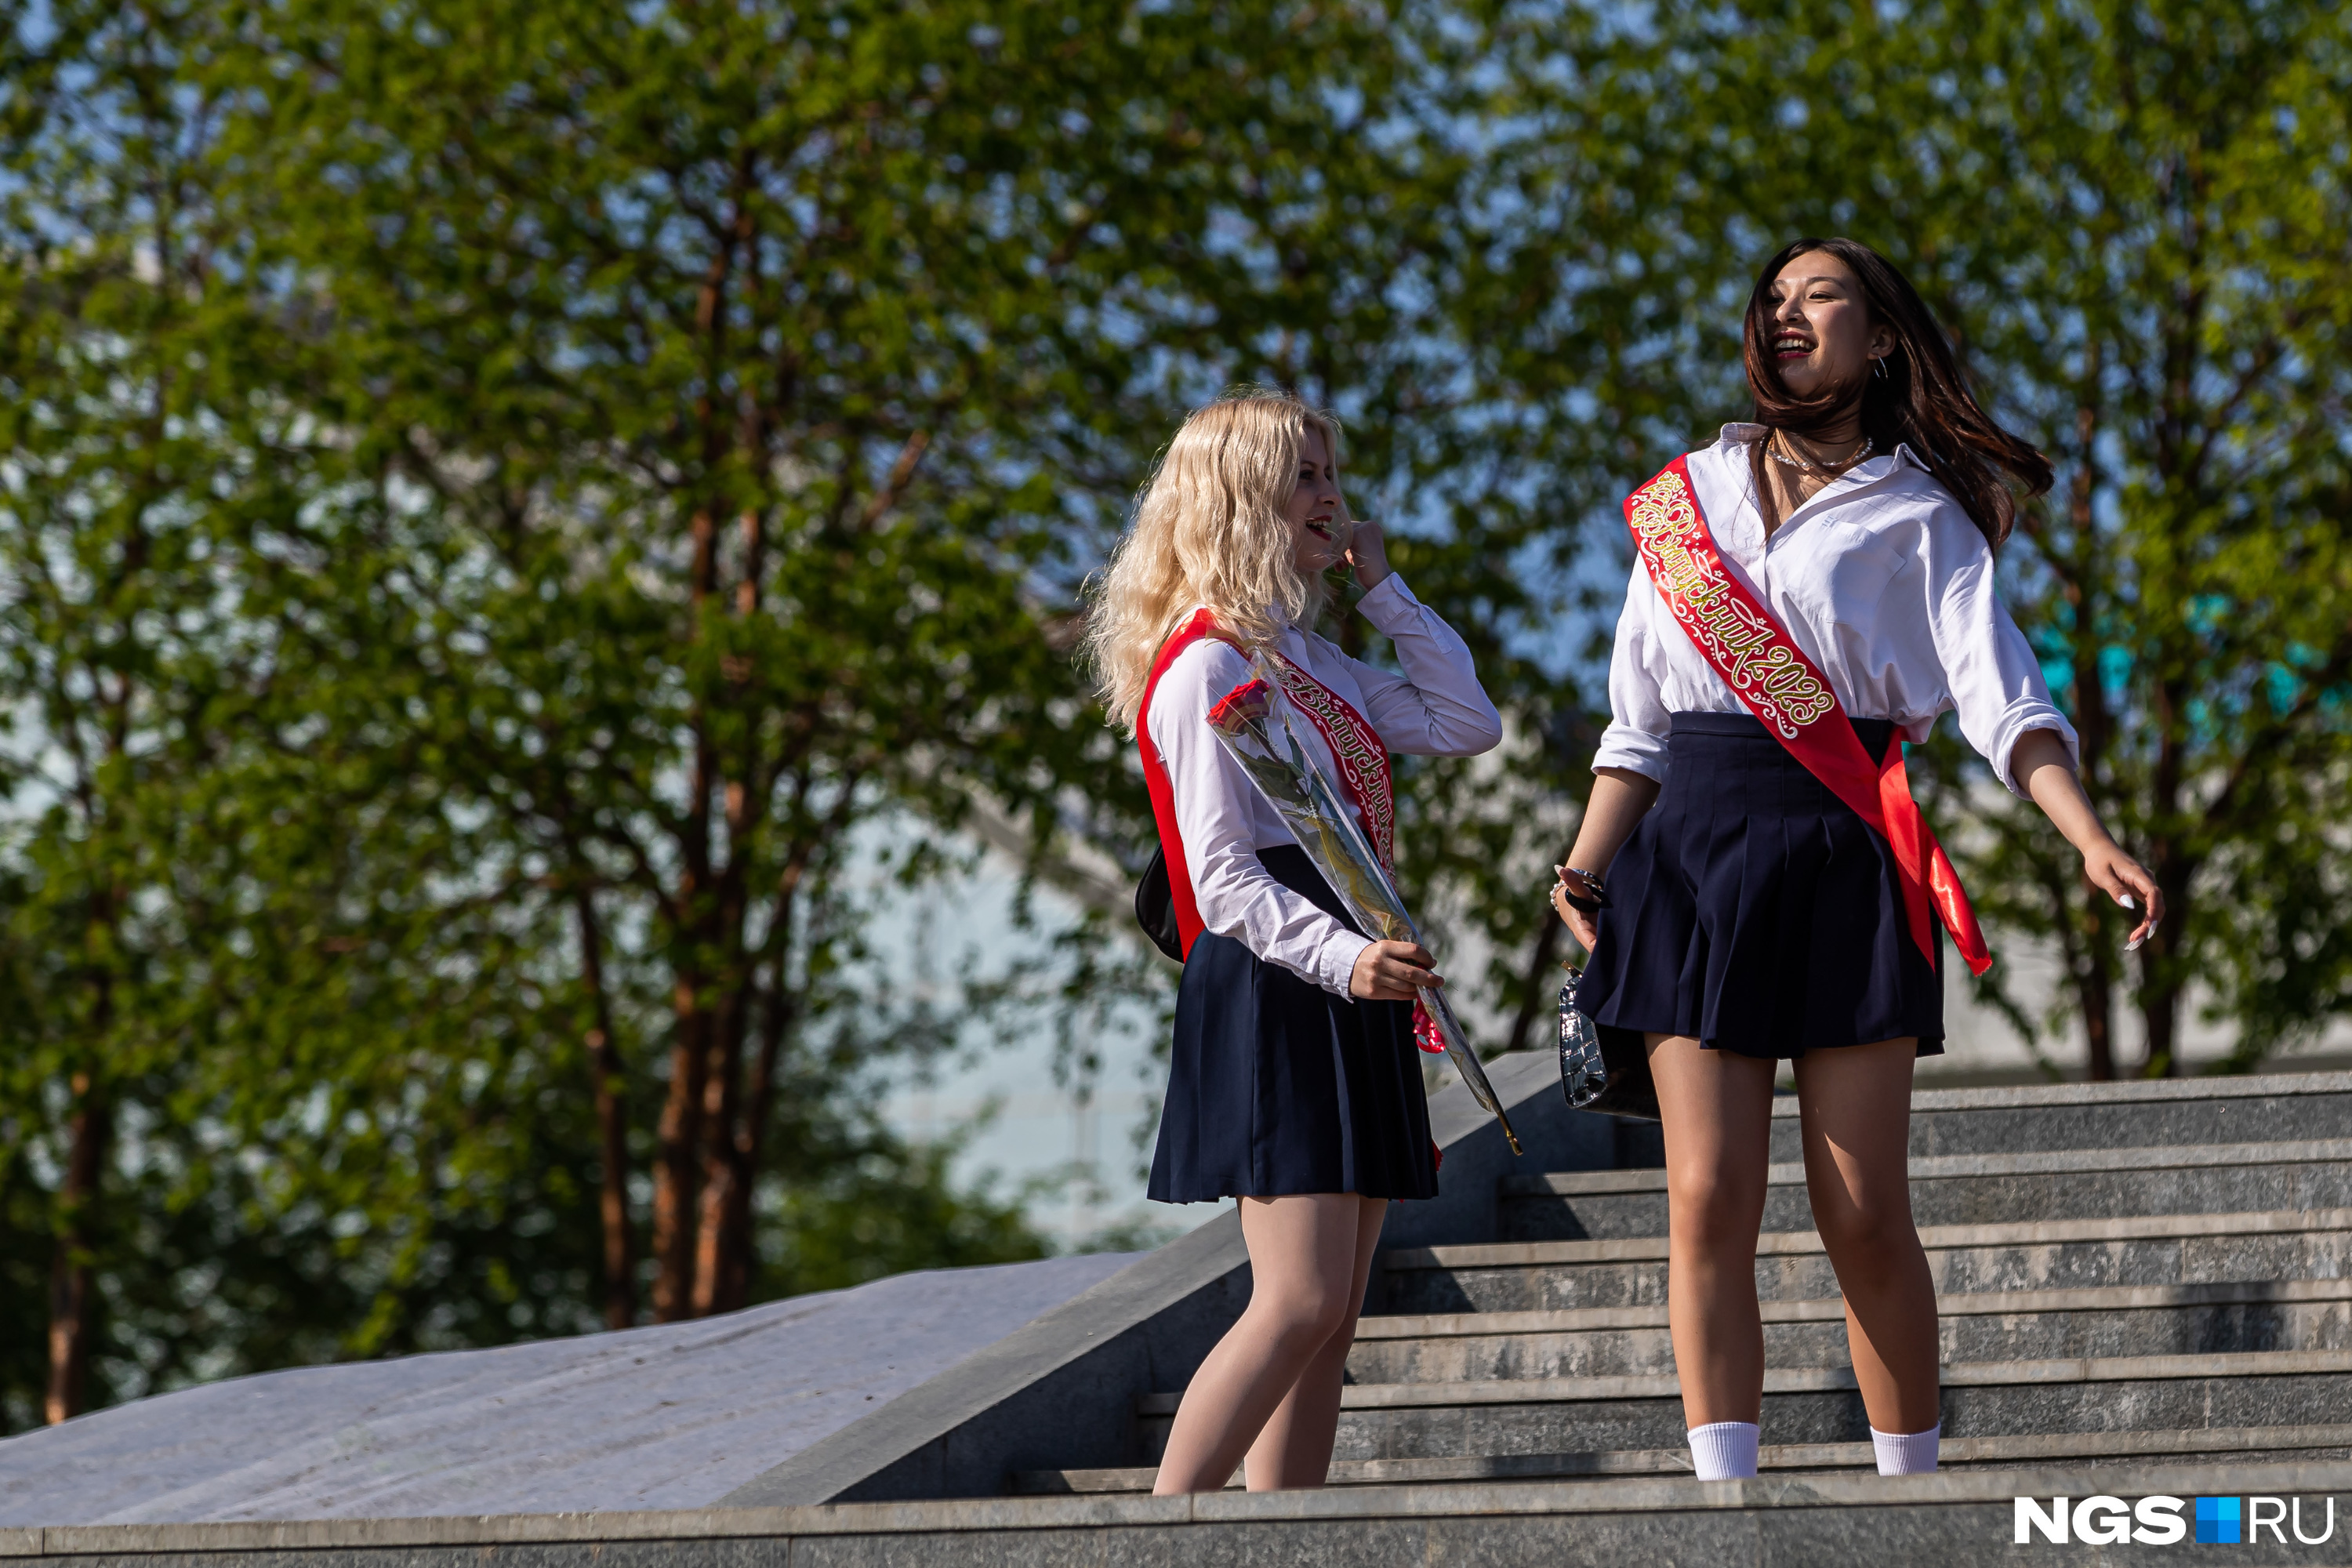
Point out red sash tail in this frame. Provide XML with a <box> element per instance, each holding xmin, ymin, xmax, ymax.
<box><xmin>1625</xmin><ymin>457</ymin><xmax>1993</xmax><ymax>977</ymax></box>
<box><xmin>1877</xmin><ymin>746</ymin><xmax>1992</xmax><ymax>975</ymax></box>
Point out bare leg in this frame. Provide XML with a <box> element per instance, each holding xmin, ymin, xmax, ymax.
<box><xmin>1151</xmin><ymin>1193</ymin><xmax>1383</xmax><ymax>1495</ymax></box>
<box><xmin>1647</xmin><ymin>1033</ymin><xmax>1779</xmax><ymax>1427</ymax></box>
<box><xmin>1792</xmin><ymin>1038</ymin><xmax>1941</xmax><ymax>1432</ymax></box>
<box><xmin>1241</xmin><ymin>1195</ymin><xmax>1387</xmax><ymax>1490</ymax></box>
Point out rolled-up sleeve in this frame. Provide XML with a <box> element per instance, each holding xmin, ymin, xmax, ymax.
<box><xmin>1922</xmin><ymin>508</ymin><xmax>2078</xmax><ymax>795</ymax></box>
<box><xmin>1149</xmin><ymin>641</ymin><xmax>1370</xmax><ymax>995</ymax></box>
<box><xmin>1343</xmin><ymin>575</ymin><xmax>1504</xmax><ymax>756</ymax></box>
<box><xmin>1593</xmin><ymin>561</ymin><xmax>1673</xmax><ymax>781</ymax></box>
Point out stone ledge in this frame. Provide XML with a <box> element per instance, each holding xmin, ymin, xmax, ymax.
<box><xmin>12</xmin><ymin>1458</ymin><xmax>2352</xmax><ymax>1555</ymax></box>
<box><xmin>1128</xmin><ymin>1347</ymin><xmax>2352</xmax><ymax>1412</ymax></box>
<box><xmin>1358</xmin><ymin>1276</ymin><xmax>2352</xmax><ymax>1338</ymax></box>
<box><xmin>1773</xmin><ymin>1069</ymin><xmax>2352</xmax><ymax>1118</ymax></box>
<box><xmin>1017</xmin><ymin>1422</ymin><xmax>2352</xmax><ymax>1493</ymax></box>
<box><xmin>1507</xmin><ymin>1138</ymin><xmax>2352</xmax><ymax>1197</ymax></box>
<box><xmin>1389</xmin><ymin>1205</ymin><xmax>2352</xmax><ymax>1270</ymax></box>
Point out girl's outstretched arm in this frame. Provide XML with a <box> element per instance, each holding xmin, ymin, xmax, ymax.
<box><xmin>2012</xmin><ymin>728</ymin><xmax>2163</xmax><ymax>949</ymax></box>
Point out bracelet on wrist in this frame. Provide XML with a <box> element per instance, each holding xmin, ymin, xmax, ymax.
<box><xmin>1551</xmin><ymin>866</ymin><xmax>1610</xmax><ymax>915</ymax></box>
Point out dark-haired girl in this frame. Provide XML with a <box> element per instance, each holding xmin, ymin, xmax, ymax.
<box><xmin>1551</xmin><ymin>238</ymin><xmax>2161</xmax><ymax>1481</ymax></box>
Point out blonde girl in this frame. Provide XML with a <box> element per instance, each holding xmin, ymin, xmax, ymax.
<box><xmin>1087</xmin><ymin>388</ymin><xmax>1501</xmax><ymax>1493</ymax></box>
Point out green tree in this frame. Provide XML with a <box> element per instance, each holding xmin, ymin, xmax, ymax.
<box><xmin>216</xmin><ymin>0</ymin><xmax>1526</xmax><ymax>1322</ymax></box>
<box><xmin>0</xmin><ymin>0</ymin><xmax>295</xmax><ymax>1425</ymax></box>
<box><xmin>0</xmin><ymin>0</ymin><xmax>1049</xmax><ymax>1425</ymax></box>
<box><xmin>1898</xmin><ymin>0</ymin><xmax>2352</xmax><ymax>1075</ymax></box>
<box><xmin>0</xmin><ymin>0</ymin><xmax>637</xmax><ymax>1425</ymax></box>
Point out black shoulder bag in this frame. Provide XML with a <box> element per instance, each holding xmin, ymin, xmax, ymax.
<box><xmin>1135</xmin><ymin>847</ymin><xmax>1185</xmax><ymax>964</ymax></box>
<box><xmin>1558</xmin><ymin>964</ymin><xmax>1660</xmax><ymax>1122</ymax></box>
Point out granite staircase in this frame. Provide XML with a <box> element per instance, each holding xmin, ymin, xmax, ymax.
<box><xmin>1033</xmin><ymin>1070</ymin><xmax>2352</xmax><ymax>1502</ymax></box>
<box><xmin>350</xmin><ymin>1063</ymin><xmax>2338</xmax><ymax>1568</ymax></box>
<box><xmin>26</xmin><ymin>1065</ymin><xmax>2352</xmax><ymax>1568</ymax></box>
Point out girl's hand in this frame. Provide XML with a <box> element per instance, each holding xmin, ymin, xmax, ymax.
<box><xmin>2084</xmin><ymin>840</ymin><xmax>2165</xmax><ymax>951</ymax></box>
<box><xmin>1352</xmin><ymin>938</ymin><xmax>1439</xmax><ymax>1000</ymax></box>
<box><xmin>1550</xmin><ymin>874</ymin><xmax>1599</xmax><ymax>952</ymax></box>
<box><xmin>1345</xmin><ymin>519</ymin><xmax>1392</xmax><ymax>590</ymax></box>
<box><xmin>2014</xmin><ymin>728</ymin><xmax>2164</xmax><ymax>951</ymax></box>
<box><xmin>1548</xmin><ymin>771</ymin><xmax>1661</xmax><ymax>955</ymax></box>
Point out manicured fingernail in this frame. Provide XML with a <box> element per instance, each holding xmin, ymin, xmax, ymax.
<box><xmin>2126</xmin><ymin>935</ymin><xmax>2145</xmax><ymax>952</ymax></box>
<box><xmin>2119</xmin><ymin>894</ymin><xmax>2136</xmax><ymax>910</ymax></box>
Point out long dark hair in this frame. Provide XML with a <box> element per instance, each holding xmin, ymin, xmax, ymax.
<box><xmin>1743</xmin><ymin>237</ymin><xmax>2049</xmax><ymax>546</ymax></box>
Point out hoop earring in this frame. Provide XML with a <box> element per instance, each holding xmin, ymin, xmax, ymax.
<box><xmin>1872</xmin><ymin>355</ymin><xmax>1888</xmax><ymax>380</ymax></box>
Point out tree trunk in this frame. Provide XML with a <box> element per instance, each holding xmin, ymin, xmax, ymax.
<box><xmin>2074</xmin><ymin>893</ymin><xmax>2117</xmax><ymax>1081</ymax></box>
<box><xmin>2062</xmin><ymin>367</ymin><xmax>2118</xmax><ymax>1080</ymax></box>
<box><xmin>574</xmin><ymin>890</ymin><xmax>637</xmax><ymax>1330</ymax></box>
<box><xmin>689</xmin><ymin>982</ymin><xmax>749</xmax><ymax>1316</ymax></box>
<box><xmin>2139</xmin><ymin>946</ymin><xmax>2182</xmax><ymax>1076</ymax></box>
<box><xmin>2138</xmin><ymin>867</ymin><xmax>2194</xmax><ymax>1077</ymax></box>
<box><xmin>707</xmin><ymin>1117</ymin><xmax>759</xmax><ymax>1316</ymax></box>
<box><xmin>46</xmin><ymin>1076</ymin><xmax>110</xmax><ymax>1425</ymax></box>
<box><xmin>696</xmin><ymin>866</ymin><xmax>811</xmax><ymax>1318</ymax></box>
<box><xmin>650</xmin><ymin>986</ymin><xmax>711</xmax><ymax>1320</ymax></box>
<box><xmin>2143</xmin><ymin>675</ymin><xmax>2190</xmax><ymax>1076</ymax></box>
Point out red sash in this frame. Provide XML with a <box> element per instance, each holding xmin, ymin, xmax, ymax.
<box><xmin>1138</xmin><ymin>610</ymin><xmax>1445</xmax><ymax>1053</ymax></box>
<box><xmin>1261</xmin><ymin>652</ymin><xmax>1399</xmax><ymax>871</ymax></box>
<box><xmin>1138</xmin><ymin>609</ymin><xmax>1230</xmax><ymax>958</ymax></box>
<box><xmin>1624</xmin><ymin>456</ymin><xmax>1992</xmax><ymax>976</ymax></box>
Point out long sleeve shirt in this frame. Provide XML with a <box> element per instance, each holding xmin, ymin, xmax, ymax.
<box><xmin>1595</xmin><ymin>424</ymin><xmax>2076</xmax><ymax>795</ymax></box>
<box><xmin>1146</xmin><ymin>574</ymin><xmax>1503</xmax><ymax>996</ymax></box>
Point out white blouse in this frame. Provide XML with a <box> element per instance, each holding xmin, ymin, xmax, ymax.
<box><xmin>1595</xmin><ymin>424</ymin><xmax>2077</xmax><ymax>795</ymax></box>
<box><xmin>1148</xmin><ymin>575</ymin><xmax>1503</xmax><ymax>996</ymax></box>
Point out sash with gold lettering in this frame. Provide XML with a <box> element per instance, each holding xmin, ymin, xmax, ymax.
<box><xmin>1261</xmin><ymin>648</ymin><xmax>1444</xmax><ymax>1054</ymax></box>
<box><xmin>1624</xmin><ymin>457</ymin><xmax>1992</xmax><ymax>975</ymax></box>
<box><xmin>1141</xmin><ymin>609</ymin><xmax>1443</xmax><ymax>1051</ymax></box>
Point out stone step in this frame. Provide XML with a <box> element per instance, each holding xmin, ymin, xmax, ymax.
<box><xmin>1136</xmin><ymin>1349</ymin><xmax>2352</xmax><ymax>1461</ymax></box>
<box><xmin>50</xmin><ymin>1458</ymin><xmax>2352</xmax><ymax>1568</ymax></box>
<box><xmin>1345</xmin><ymin>1278</ymin><xmax>2352</xmax><ymax>1381</ymax></box>
<box><xmin>1771</xmin><ymin>1072</ymin><xmax>2352</xmax><ymax>1163</ymax></box>
<box><xmin>1378</xmin><ymin>1207</ymin><xmax>2352</xmax><ymax>1315</ymax></box>
<box><xmin>1497</xmin><ymin>1141</ymin><xmax>2352</xmax><ymax>1240</ymax></box>
<box><xmin>1014</xmin><ymin>1421</ymin><xmax>2352</xmax><ymax>1493</ymax></box>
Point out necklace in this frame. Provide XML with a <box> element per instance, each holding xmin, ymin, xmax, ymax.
<box><xmin>1767</xmin><ymin>430</ymin><xmax>1874</xmax><ymax>474</ymax></box>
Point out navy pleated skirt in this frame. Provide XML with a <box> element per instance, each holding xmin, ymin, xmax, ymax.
<box><xmin>1575</xmin><ymin>711</ymin><xmax>1944</xmax><ymax>1060</ymax></box>
<box><xmin>1149</xmin><ymin>845</ymin><xmax>1440</xmax><ymax>1203</ymax></box>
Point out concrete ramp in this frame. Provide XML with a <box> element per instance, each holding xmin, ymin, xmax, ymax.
<box><xmin>0</xmin><ymin>1252</ymin><xmax>1136</xmax><ymax>1525</ymax></box>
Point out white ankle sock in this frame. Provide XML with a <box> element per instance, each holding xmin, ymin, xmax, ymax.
<box><xmin>1687</xmin><ymin>1421</ymin><xmax>1760</xmax><ymax>1480</ymax></box>
<box><xmin>1871</xmin><ymin>1422</ymin><xmax>1940</xmax><ymax>1475</ymax></box>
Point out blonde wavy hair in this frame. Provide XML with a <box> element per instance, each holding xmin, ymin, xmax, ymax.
<box><xmin>1084</xmin><ymin>389</ymin><xmax>1341</xmax><ymax>734</ymax></box>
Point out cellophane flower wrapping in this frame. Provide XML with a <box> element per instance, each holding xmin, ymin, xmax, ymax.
<box><xmin>1204</xmin><ymin>662</ymin><xmax>1522</xmax><ymax>1152</ymax></box>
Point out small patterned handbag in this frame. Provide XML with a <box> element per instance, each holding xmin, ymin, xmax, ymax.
<box><xmin>1558</xmin><ymin>965</ymin><xmax>1661</xmax><ymax>1122</ymax></box>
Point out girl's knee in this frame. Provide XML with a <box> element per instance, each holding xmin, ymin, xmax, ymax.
<box><xmin>1668</xmin><ymin>1166</ymin><xmax>1768</xmax><ymax>1248</ymax></box>
<box><xmin>1250</xmin><ymin>1279</ymin><xmax>1359</xmax><ymax>1345</ymax></box>
<box><xmin>1812</xmin><ymin>1190</ymin><xmax>1918</xmax><ymax>1261</ymax></box>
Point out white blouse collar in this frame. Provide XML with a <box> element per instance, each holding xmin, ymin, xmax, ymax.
<box><xmin>1716</xmin><ymin>423</ymin><xmax>1933</xmax><ymax>480</ymax></box>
